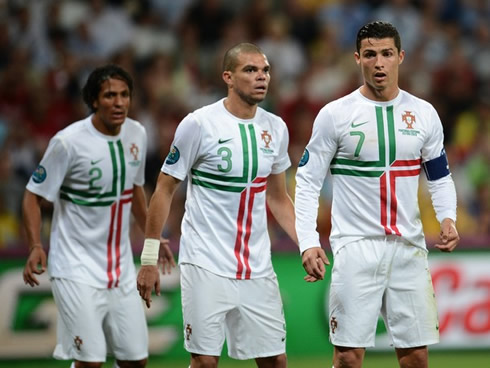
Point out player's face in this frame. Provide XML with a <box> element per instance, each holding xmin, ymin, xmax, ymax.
<box><xmin>226</xmin><ymin>52</ymin><xmax>271</xmax><ymax>105</ymax></box>
<box><xmin>355</xmin><ymin>37</ymin><xmax>405</xmax><ymax>100</ymax></box>
<box><xmin>92</xmin><ymin>77</ymin><xmax>130</xmax><ymax>136</ymax></box>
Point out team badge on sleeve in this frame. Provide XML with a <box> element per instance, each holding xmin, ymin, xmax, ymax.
<box><xmin>165</xmin><ymin>146</ymin><xmax>180</xmax><ymax>165</ymax></box>
<box><xmin>298</xmin><ymin>148</ymin><xmax>309</xmax><ymax>167</ymax></box>
<box><xmin>32</xmin><ymin>165</ymin><xmax>47</xmax><ymax>183</ymax></box>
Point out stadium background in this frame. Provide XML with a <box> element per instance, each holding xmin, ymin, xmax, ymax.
<box><xmin>0</xmin><ymin>0</ymin><xmax>488</xmax><ymax>367</ymax></box>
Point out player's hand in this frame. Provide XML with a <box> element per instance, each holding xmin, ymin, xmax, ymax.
<box><xmin>137</xmin><ymin>265</ymin><xmax>160</xmax><ymax>308</ymax></box>
<box><xmin>302</xmin><ymin>247</ymin><xmax>329</xmax><ymax>282</ymax></box>
<box><xmin>435</xmin><ymin>218</ymin><xmax>459</xmax><ymax>252</ymax></box>
<box><xmin>158</xmin><ymin>237</ymin><xmax>176</xmax><ymax>274</ymax></box>
<box><xmin>23</xmin><ymin>246</ymin><xmax>47</xmax><ymax>287</ymax></box>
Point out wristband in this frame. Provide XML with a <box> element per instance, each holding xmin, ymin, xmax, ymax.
<box><xmin>141</xmin><ymin>238</ymin><xmax>160</xmax><ymax>265</ymax></box>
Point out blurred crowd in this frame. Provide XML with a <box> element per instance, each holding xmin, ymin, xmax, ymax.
<box><xmin>0</xmin><ymin>0</ymin><xmax>488</xmax><ymax>251</ymax></box>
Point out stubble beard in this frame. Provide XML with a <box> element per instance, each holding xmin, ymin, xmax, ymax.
<box><xmin>236</xmin><ymin>88</ymin><xmax>265</xmax><ymax>106</ymax></box>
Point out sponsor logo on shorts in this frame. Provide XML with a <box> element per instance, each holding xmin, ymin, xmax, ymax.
<box><xmin>74</xmin><ymin>336</ymin><xmax>83</xmax><ymax>351</ymax></box>
<box><xmin>32</xmin><ymin>165</ymin><xmax>47</xmax><ymax>183</ymax></box>
<box><xmin>165</xmin><ymin>146</ymin><xmax>180</xmax><ymax>165</ymax></box>
<box><xmin>298</xmin><ymin>149</ymin><xmax>309</xmax><ymax>167</ymax></box>
<box><xmin>330</xmin><ymin>316</ymin><xmax>338</xmax><ymax>334</ymax></box>
<box><xmin>185</xmin><ymin>323</ymin><xmax>192</xmax><ymax>341</ymax></box>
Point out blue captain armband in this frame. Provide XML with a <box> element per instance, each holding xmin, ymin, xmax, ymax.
<box><xmin>422</xmin><ymin>149</ymin><xmax>450</xmax><ymax>181</ymax></box>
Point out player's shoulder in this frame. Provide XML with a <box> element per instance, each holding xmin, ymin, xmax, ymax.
<box><xmin>124</xmin><ymin>116</ymin><xmax>146</xmax><ymax>135</ymax></box>
<box><xmin>53</xmin><ymin>117</ymin><xmax>90</xmax><ymax>142</ymax></box>
<box><xmin>257</xmin><ymin>105</ymin><xmax>287</xmax><ymax>127</ymax></box>
<box><xmin>399</xmin><ymin>89</ymin><xmax>435</xmax><ymax>111</ymax></box>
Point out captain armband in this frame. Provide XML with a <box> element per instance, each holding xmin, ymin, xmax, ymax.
<box><xmin>422</xmin><ymin>149</ymin><xmax>450</xmax><ymax>181</ymax></box>
<box><xmin>141</xmin><ymin>238</ymin><xmax>160</xmax><ymax>266</ymax></box>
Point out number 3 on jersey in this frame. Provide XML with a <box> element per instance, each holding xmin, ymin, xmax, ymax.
<box><xmin>218</xmin><ymin>147</ymin><xmax>232</xmax><ymax>173</ymax></box>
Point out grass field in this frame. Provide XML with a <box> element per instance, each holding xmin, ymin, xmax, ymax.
<box><xmin>1</xmin><ymin>351</ymin><xmax>489</xmax><ymax>368</ymax></box>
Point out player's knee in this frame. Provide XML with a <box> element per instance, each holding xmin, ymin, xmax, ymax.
<box><xmin>74</xmin><ymin>361</ymin><xmax>104</xmax><ymax>368</ymax></box>
<box><xmin>396</xmin><ymin>346</ymin><xmax>428</xmax><ymax>368</ymax></box>
<box><xmin>333</xmin><ymin>346</ymin><xmax>364</xmax><ymax>368</ymax></box>
<box><xmin>190</xmin><ymin>354</ymin><xmax>219</xmax><ymax>368</ymax></box>
<box><xmin>115</xmin><ymin>358</ymin><xmax>148</xmax><ymax>368</ymax></box>
<box><xmin>256</xmin><ymin>353</ymin><xmax>287</xmax><ymax>368</ymax></box>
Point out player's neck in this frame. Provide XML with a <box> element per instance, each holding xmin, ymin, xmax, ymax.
<box><xmin>360</xmin><ymin>84</ymin><xmax>400</xmax><ymax>102</ymax></box>
<box><xmin>223</xmin><ymin>96</ymin><xmax>257</xmax><ymax>120</ymax></box>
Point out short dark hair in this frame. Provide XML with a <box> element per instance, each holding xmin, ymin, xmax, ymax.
<box><xmin>356</xmin><ymin>21</ymin><xmax>401</xmax><ymax>53</ymax></box>
<box><xmin>82</xmin><ymin>64</ymin><xmax>133</xmax><ymax>113</ymax></box>
<box><xmin>222</xmin><ymin>43</ymin><xmax>264</xmax><ymax>72</ymax></box>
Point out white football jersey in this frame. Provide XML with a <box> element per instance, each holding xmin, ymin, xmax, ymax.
<box><xmin>162</xmin><ymin>98</ymin><xmax>290</xmax><ymax>279</ymax></box>
<box><xmin>296</xmin><ymin>88</ymin><xmax>454</xmax><ymax>254</ymax></box>
<box><xmin>27</xmin><ymin>116</ymin><xmax>147</xmax><ymax>290</ymax></box>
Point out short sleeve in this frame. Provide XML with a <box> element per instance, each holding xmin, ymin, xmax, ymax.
<box><xmin>161</xmin><ymin>113</ymin><xmax>202</xmax><ymax>181</ymax></box>
<box><xmin>271</xmin><ymin>118</ymin><xmax>291</xmax><ymax>174</ymax></box>
<box><xmin>26</xmin><ymin>136</ymin><xmax>70</xmax><ymax>202</ymax></box>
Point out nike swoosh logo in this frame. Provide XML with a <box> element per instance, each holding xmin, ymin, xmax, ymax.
<box><xmin>351</xmin><ymin>121</ymin><xmax>369</xmax><ymax>128</ymax></box>
<box><xmin>218</xmin><ymin>138</ymin><xmax>233</xmax><ymax>144</ymax></box>
<box><xmin>91</xmin><ymin>158</ymin><xmax>103</xmax><ymax>165</ymax></box>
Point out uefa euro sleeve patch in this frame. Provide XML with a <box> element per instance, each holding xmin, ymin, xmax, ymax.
<box><xmin>165</xmin><ymin>146</ymin><xmax>180</xmax><ymax>165</ymax></box>
<box><xmin>32</xmin><ymin>165</ymin><xmax>47</xmax><ymax>183</ymax></box>
<box><xmin>298</xmin><ymin>148</ymin><xmax>309</xmax><ymax>167</ymax></box>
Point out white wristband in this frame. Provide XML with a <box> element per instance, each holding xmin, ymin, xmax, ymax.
<box><xmin>141</xmin><ymin>238</ymin><xmax>160</xmax><ymax>265</ymax></box>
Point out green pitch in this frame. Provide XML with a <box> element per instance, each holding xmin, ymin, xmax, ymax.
<box><xmin>1</xmin><ymin>351</ymin><xmax>489</xmax><ymax>368</ymax></box>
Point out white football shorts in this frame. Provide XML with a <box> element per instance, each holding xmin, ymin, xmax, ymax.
<box><xmin>51</xmin><ymin>278</ymin><xmax>148</xmax><ymax>362</ymax></box>
<box><xmin>328</xmin><ymin>236</ymin><xmax>439</xmax><ymax>348</ymax></box>
<box><xmin>180</xmin><ymin>263</ymin><xmax>286</xmax><ymax>360</ymax></box>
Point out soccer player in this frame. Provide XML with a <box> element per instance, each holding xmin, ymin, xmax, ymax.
<box><xmin>22</xmin><ymin>64</ymin><xmax>175</xmax><ymax>368</ymax></box>
<box><xmin>295</xmin><ymin>21</ymin><xmax>460</xmax><ymax>367</ymax></box>
<box><xmin>137</xmin><ymin>43</ymin><xmax>296</xmax><ymax>368</ymax></box>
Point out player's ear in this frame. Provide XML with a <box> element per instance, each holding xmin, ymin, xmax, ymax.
<box><xmin>354</xmin><ymin>52</ymin><xmax>361</xmax><ymax>66</ymax></box>
<box><xmin>222</xmin><ymin>70</ymin><xmax>232</xmax><ymax>86</ymax></box>
<box><xmin>398</xmin><ymin>49</ymin><xmax>405</xmax><ymax>65</ymax></box>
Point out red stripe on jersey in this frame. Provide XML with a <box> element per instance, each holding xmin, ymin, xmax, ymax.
<box><xmin>234</xmin><ymin>190</ymin><xmax>248</xmax><ymax>279</ymax></box>
<box><xmin>389</xmin><ymin>168</ymin><xmax>421</xmax><ymax>235</ymax></box>
<box><xmin>114</xmin><ymin>197</ymin><xmax>133</xmax><ymax>288</ymax></box>
<box><xmin>243</xmin><ymin>183</ymin><xmax>267</xmax><ymax>279</ymax></box>
<box><xmin>380</xmin><ymin>173</ymin><xmax>392</xmax><ymax>235</ymax></box>
<box><xmin>106</xmin><ymin>202</ymin><xmax>117</xmax><ymax>288</ymax></box>
<box><xmin>234</xmin><ymin>177</ymin><xmax>268</xmax><ymax>280</ymax></box>
<box><xmin>391</xmin><ymin>158</ymin><xmax>421</xmax><ymax>167</ymax></box>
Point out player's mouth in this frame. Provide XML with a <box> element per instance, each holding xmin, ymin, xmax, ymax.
<box><xmin>112</xmin><ymin>111</ymin><xmax>126</xmax><ymax>119</ymax></box>
<box><xmin>254</xmin><ymin>85</ymin><xmax>267</xmax><ymax>93</ymax></box>
<box><xmin>374</xmin><ymin>72</ymin><xmax>386</xmax><ymax>82</ymax></box>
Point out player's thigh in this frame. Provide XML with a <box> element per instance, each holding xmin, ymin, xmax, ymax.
<box><xmin>51</xmin><ymin>278</ymin><xmax>108</xmax><ymax>362</ymax></box>
<box><xmin>226</xmin><ymin>275</ymin><xmax>286</xmax><ymax>360</ymax></box>
<box><xmin>104</xmin><ymin>286</ymin><xmax>148</xmax><ymax>361</ymax></box>
<box><xmin>383</xmin><ymin>242</ymin><xmax>439</xmax><ymax>348</ymax></box>
<box><xmin>180</xmin><ymin>263</ymin><xmax>236</xmax><ymax>356</ymax></box>
<box><xmin>329</xmin><ymin>240</ymin><xmax>388</xmax><ymax>348</ymax></box>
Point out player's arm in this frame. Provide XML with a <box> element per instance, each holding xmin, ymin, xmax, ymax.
<box><xmin>267</xmin><ymin>172</ymin><xmax>329</xmax><ymax>282</ymax></box>
<box><xmin>266</xmin><ymin>171</ymin><xmax>298</xmax><ymax>245</ymax></box>
<box><xmin>22</xmin><ymin>189</ymin><xmax>47</xmax><ymax>287</ymax></box>
<box><xmin>137</xmin><ymin>172</ymin><xmax>181</xmax><ymax>308</ymax></box>
<box><xmin>423</xmin><ymin>153</ymin><xmax>459</xmax><ymax>252</ymax></box>
<box><xmin>132</xmin><ymin>185</ymin><xmax>176</xmax><ymax>274</ymax></box>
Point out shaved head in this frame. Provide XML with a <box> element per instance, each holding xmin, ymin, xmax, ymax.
<box><xmin>223</xmin><ymin>43</ymin><xmax>265</xmax><ymax>72</ymax></box>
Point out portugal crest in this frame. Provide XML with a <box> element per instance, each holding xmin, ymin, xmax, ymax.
<box><xmin>402</xmin><ymin>111</ymin><xmax>416</xmax><ymax>129</ymax></box>
<box><xmin>261</xmin><ymin>130</ymin><xmax>272</xmax><ymax>148</ymax></box>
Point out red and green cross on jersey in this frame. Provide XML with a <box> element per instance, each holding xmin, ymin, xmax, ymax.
<box><xmin>190</xmin><ymin>123</ymin><xmax>268</xmax><ymax>279</ymax></box>
<box><xmin>330</xmin><ymin>105</ymin><xmax>422</xmax><ymax>236</ymax></box>
<box><xmin>59</xmin><ymin>139</ymin><xmax>133</xmax><ymax>289</ymax></box>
